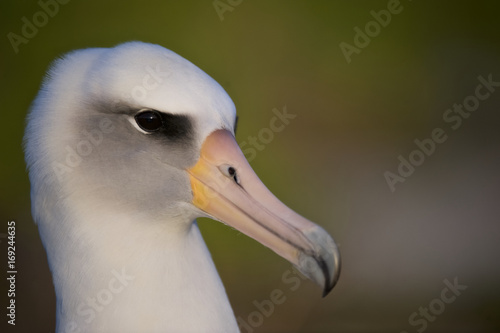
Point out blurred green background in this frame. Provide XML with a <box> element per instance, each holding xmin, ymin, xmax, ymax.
<box><xmin>1</xmin><ymin>0</ymin><xmax>500</xmax><ymax>332</ymax></box>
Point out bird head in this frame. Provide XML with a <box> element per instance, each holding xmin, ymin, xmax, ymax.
<box><xmin>25</xmin><ymin>41</ymin><xmax>340</xmax><ymax>296</ymax></box>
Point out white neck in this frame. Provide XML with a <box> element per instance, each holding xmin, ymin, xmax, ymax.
<box><xmin>39</xmin><ymin>205</ymin><xmax>238</xmax><ymax>333</ymax></box>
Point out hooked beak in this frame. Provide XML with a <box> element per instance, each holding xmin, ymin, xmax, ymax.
<box><xmin>187</xmin><ymin>129</ymin><xmax>340</xmax><ymax>296</ymax></box>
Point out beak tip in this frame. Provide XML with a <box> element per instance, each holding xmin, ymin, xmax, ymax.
<box><xmin>322</xmin><ymin>254</ymin><xmax>341</xmax><ymax>297</ymax></box>
<box><xmin>297</xmin><ymin>227</ymin><xmax>341</xmax><ymax>297</ymax></box>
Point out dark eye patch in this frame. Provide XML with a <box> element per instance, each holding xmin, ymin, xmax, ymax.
<box><xmin>134</xmin><ymin>109</ymin><xmax>193</xmax><ymax>143</ymax></box>
<box><xmin>160</xmin><ymin>112</ymin><xmax>192</xmax><ymax>141</ymax></box>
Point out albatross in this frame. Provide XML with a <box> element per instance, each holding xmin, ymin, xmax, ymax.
<box><xmin>24</xmin><ymin>41</ymin><xmax>340</xmax><ymax>332</ymax></box>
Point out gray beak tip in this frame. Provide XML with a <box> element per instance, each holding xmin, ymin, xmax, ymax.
<box><xmin>297</xmin><ymin>227</ymin><xmax>341</xmax><ymax>297</ymax></box>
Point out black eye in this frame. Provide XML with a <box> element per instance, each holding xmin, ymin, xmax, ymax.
<box><xmin>135</xmin><ymin>110</ymin><xmax>162</xmax><ymax>132</ymax></box>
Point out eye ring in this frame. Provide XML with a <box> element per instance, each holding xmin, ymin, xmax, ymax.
<box><xmin>135</xmin><ymin>110</ymin><xmax>163</xmax><ymax>132</ymax></box>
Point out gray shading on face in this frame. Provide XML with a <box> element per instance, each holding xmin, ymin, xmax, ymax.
<box><xmin>70</xmin><ymin>99</ymin><xmax>199</xmax><ymax>220</ymax></box>
<box><xmin>38</xmin><ymin>42</ymin><xmax>236</xmax><ymax>222</ymax></box>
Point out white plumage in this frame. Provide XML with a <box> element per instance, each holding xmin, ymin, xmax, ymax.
<box><xmin>25</xmin><ymin>42</ymin><xmax>340</xmax><ymax>332</ymax></box>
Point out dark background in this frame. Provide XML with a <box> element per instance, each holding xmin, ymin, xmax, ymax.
<box><xmin>1</xmin><ymin>1</ymin><xmax>500</xmax><ymax>332</ymax></box>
